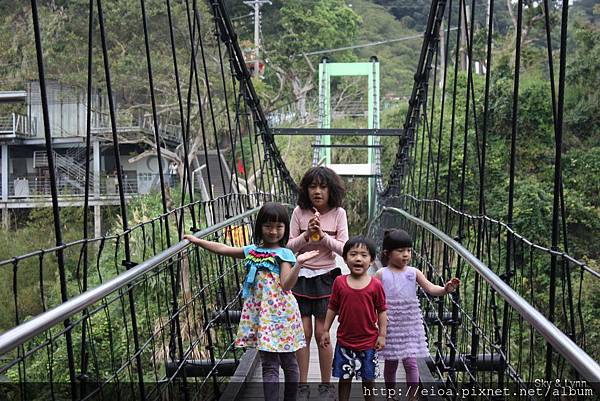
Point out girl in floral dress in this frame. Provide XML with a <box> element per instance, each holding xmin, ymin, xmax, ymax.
<box><xmin>184</xmin><ymin>202</ymin><xmax>318</xmax><ymax>401</ymax></box>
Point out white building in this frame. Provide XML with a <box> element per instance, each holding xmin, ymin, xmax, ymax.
<box><xmin>0</xmin><ymin>81</ymin><xmax>182</xmax><ymax>236</ymax></box>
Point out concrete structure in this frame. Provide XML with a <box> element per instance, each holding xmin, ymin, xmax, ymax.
<box><xmin>0</xmin><ymin>81</ymin><xmax>182</xmax><ymax>236</ymax></box>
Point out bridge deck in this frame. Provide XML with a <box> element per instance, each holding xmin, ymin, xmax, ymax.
<box><xmin>239</xmin><ymin>324</ymin><xmax>407</xmax><ymax>400</ymax></box>
<box><xmin>239</xmin><ymin>257</ymin><xmax>406</xmax><ymax>400</ymax></box>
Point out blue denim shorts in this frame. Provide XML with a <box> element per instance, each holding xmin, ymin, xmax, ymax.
<box><xmin>332</xmin><ymin>344</ymin><xmax>379</xmax><ymax>380</ymax></box>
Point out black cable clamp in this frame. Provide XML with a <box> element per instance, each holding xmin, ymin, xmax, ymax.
<box><xmin>122</xmin><ymin>260</ymin><xmax>138</xmax><ymax>269</ymax></box>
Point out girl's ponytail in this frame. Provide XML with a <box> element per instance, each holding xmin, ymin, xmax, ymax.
<box><xmin>382</xmin><ymin>229</ymin><xmax>413</xmax><ymax>251</ymax></box>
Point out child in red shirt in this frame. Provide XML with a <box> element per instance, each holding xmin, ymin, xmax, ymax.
<box><xmin>320</xmin><ymin>236</ymin><xmax>387</xmax><ymax>401</ymax></box>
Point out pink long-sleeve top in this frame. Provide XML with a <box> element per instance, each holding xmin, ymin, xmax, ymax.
<box><xmin>287</xmin><ymin>206</ymin><xmax>349</xmax><ymax>271</ymax></box>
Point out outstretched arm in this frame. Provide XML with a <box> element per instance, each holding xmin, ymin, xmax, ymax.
<box><xmin>183</xmin><ymin>235</ymin><xmax>245</xmax><ymax>259</ymax></box>
<box><xmin>280</xmin><ymin>250</ymin><xmax>320</xmax><ymax>291</ymax></box>
<box><xmin>416</xmin><ymin>270</ymin><xmax>460</xmax><ymax>296</ymax></box>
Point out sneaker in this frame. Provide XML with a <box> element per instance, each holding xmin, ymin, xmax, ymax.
<box><xmin>298</xmin><ymin>384</ymin><xmax>311</xmax><ymax>401</ymax></box>
<box><xmin>318</xmin><ymin>383</ymin><xmax>337</xmax><ymax>401</ymax></box>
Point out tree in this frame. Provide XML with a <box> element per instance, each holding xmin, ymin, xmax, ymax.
<box><xmin>266</xmin><ymin>0</ymin><xmax>361</xmax><ymax>122</ymax></box>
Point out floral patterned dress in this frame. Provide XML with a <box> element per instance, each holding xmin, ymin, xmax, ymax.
<box><xmin>235</xmin><ymin>245</ymin><xmax>306</xmax><ymax>352</ymax></box>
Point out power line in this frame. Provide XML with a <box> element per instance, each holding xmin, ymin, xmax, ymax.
<box><xmin>294</xmin><ymin>28</ymin><xmax>458</xmax><ymax>57</ymax></box>
<box><xmin>231</xmin><ymin>12</ymin><xmax>254</xmax><ymax>21</ymax></box>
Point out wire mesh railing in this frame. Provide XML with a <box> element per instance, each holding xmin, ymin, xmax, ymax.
<box><xmin>0</xmin><ymin>193</ymin><xmax>288</xmax><ymax>401</ymax></box>
<box><xmin>369</xmin><ymin>203</ymin><xmax>600</xmax><ymax>398</ymax></box>
<box><xmin>373</xmin><ymin>0</ymin><xmax>600</xmax><ymax>397</ymax></box>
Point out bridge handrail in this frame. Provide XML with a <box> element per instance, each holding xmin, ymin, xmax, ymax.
<box><xmin>0</xmin><ymin>206</ymin><xmax>261</xmax><ymax>356</ymax></box>
<box><xmin>382</xmin><ymin>206</ymin><xmax>600</xmax><ymax>385</ymax></box>
<box><xmin>396</xmin><ymin>195</ymin><xmax>599</xmax><ymax>278</ymax></box>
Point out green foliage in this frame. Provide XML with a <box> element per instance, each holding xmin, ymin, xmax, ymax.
<box><xmin>1</xmin><ymin>0</ymin><xmax>599</xmax><ymax>385</ymax></box>
<box><xmin>349</xmin><ymin>0</ymin><xmax>423</xmax><ymax>98</ymax></box>
<box><xmin>0</xmin><ymin>207</ymin><xmax>91</xmax><ymax>331</ymax></box>
<box><xmin>275</xmin><ymin>0</ymin><xmax>360</xmax><ymax>62</ymax></box>
<box><xmin>565</xmin><ymin>24</ymin><xmax>600</xmax><ymax>139</ymax></box>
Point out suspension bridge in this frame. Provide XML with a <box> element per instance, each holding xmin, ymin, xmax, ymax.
<box><xmin>0</xmin><ymin>0</ymin><xmax>599</xmax><ymax>400</ymax></box>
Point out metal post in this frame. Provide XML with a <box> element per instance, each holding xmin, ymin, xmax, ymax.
<box><xmin>368</xmin><ymin>57</ymin><xmax>380</xmax><ymax>218</ymax></box>
<box><xmin>318</xmin><ymin>59</ymin><xmax>331</xmax><ymax>164</ymax></box>
<box><xmin>243</xmin><ymin>0</ymin><xmax>271</xmax><ymax>77</ymax></box>
<box><xmin>94</xmin><ymin>206</ymin><xmax>101</xmax><ymax>238</ymax></box>
<box><xmin>93</xmin><ymin>140</ymin><xmax>100</xmax><ymax>198</ymax></box>
<box><xmin>253</xmin><ymin>2</ymin><xmax>259</xmax><ymax>75</ymax></box>
<box><xmin>1</xmin><ymin>144</ymin><xmax>8</xmax><ymax>203</ymax></box>
<box><xmin>1</xmin><ymin>144</ymin><xmax>7</xmax><ymax>228</ymax></box>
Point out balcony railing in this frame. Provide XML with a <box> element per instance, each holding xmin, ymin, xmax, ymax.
<box><xmin>140</xmin><ymin>115</ymin><xmax>183</xmax><ymax>143</ymax></box>
<box><xmin>0</xmin><ymin>113</ymin><xmax>37</xmax><ymax>137</ymax></box>
<box><xmin>2</xmin><ymin>173</ymin><xmax>178</xmax><ymax>199</ymax></box>
<box><xmin>91</xmin><ymin>111</ymin><xmax>183</xmax><ymax>143</ymax></box>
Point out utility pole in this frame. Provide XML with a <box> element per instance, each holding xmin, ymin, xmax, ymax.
<box><xmin>243</xmin><ymin>0</ymin><xmax>271</xmax><ymax>77</ymax></box>
<box><xmin>460</xmin><ymin>2</ymin><xmax>469</xmax><ymax>70</ymax></box>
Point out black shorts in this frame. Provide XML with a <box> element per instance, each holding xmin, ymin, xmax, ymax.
<box><xmin>292</xmin><ymin>268</ymin><xmax>341</xmax><ymax>318</ymax></box>
<box><xmin>295</xmin><ymin>296</ymin><xmax>330</xmax><ymax>318</ymax></box>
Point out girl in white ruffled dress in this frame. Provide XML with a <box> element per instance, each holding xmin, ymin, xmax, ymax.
<box><xmin>375</xmin><ymin>229</ymin><xmax>460</xmax><ymax>399</ymax></box>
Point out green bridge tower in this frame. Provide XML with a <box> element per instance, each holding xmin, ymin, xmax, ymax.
<box><xmin>314</xmin><ymin>56</ymin><xmax>381</xmax><ymax>219</ymax></box>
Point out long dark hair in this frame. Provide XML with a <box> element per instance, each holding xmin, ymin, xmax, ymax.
<box><xmin>297</xmin><ymin>166</ymin><xmax>345</xmax><ymax>209</ymax></box>
<box><xmin>253</xmin><ymin>202</ymin><xmax>290</xmax><ymax>246</ymax></box>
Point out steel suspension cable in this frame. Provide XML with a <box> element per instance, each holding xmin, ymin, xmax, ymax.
<box><xmin>79</xmin><ymin>0</ymin><xmax>95</xmax><ymax>392</ymax></box>
<box><xmin>192</xmin><ymin>0</ymin><xmax>229</xmax><ymax>197</ymax></box>
<box><xmin>503</xmin><ymin>0</ymin><xmax>523</xmax><ymax>365</ymax></box>
<box><xmin>444</xmin><ymin>0</ymin><xmax>462</xmax><ymax>254</ymax></box>
<box><xmin>167</xmin><ymin>4</ymin><xmax>217</xmax><ymax>397</ymax></box>
<box><xmin>166</xmin><ymin>0</ymin><xmax>199</xmax><ymax>233</ymax></box>
<box><xmin>228</xmin><ymin>55</ymin><xmax>253</xmax><ymax>199</ymax></box>
<box><xmin>433</xmin><ymin>0</ymin><xmax>453</xmax><ymax>226</ymax></box>
<box><xmin>183</xmin><ymin>0</ymin><xmax>216</xmax><ymax>225</ymax></box>
<box><xmin>210</xmin><ymin>3</ymin><xmax>244</xmax><ymax>215</ymax></box>
<box><xmin>542</xmin><ymin>0</ymin><xmax>577</xmax><ymax>346</ymax></box>
<box><xmin>95</xmin><ymin>0</ymin><xmax>145</xmax><ymax>396</ymax></box>
<box><xmin>215</xmin><ymin>12</ymin><xmax>258</xmax><ymax>197</ymax></box>
<box><xmin>140</xmin><ymin>0</ymin><xmax>172</xmax><ymax>246</ymax></box>
<box><xmin>215</xmin><ymin>0</ymin><xmax>297</xmax><ymax>194</ymax></box>
<box><xmin>140</xmin><ymin>2</ymin><xmax>190</xmax><ymax>399</ymax></box>
<box><xmin>424</xmin><ymin>45</ymin><xmax>439</xmax><ymax>204</ymax></box>
<box><xmin>547</xmin><ymin>0</ymin><xmax>570</xmax><ymax>382</ymax></box>
<box><xmin>458</xmin><ymin>0</ymin><xmax>476</xmax><ymax>241</ymax></box>
<box><xmin>29</xmin><ymin>1</ymin><xmax>78</xmax><ymax>398</ymax></box>
<box><xmin>416</xmin><ymin>99</ymin><xmax>426</xmax><ymax>201</ymax></box>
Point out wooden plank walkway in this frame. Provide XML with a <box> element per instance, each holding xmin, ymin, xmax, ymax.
<box><xmin>239</xmin><ymin>321</ymin><xmax>407</xmax><ymax>400</ymax></box>
<box><xmin>239</xmin><ymin>257</ymin><xmax>407</xmax><ymax>400</ymax></box>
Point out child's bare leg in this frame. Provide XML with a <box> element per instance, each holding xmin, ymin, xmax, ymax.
<box><xmin>362</xmin><ymin>379</ymin><xmax>376</xmax><ymax>401</ymax></box>
<box><xmin>338</xmin><ymin>378</ymin><xmax>352</xmax><ymax>401</ymax></box>
<box><xmin>296</xmin><ymin>316</ymin><xmax>313</xmax><ymax>383</ymax></box>
<box><xmin>315</xmin><ymin>316</ymin><xmax>333</xmax><ymax>383</ymax></box>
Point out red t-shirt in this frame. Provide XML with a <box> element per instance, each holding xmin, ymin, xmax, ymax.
<box><xmin>328</xmin><ymin>275</ymin><xmax>387</xmax><ymax>351</ymax></box>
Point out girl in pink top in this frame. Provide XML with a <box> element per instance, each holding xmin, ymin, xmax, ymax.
<box><xmin>287</xmin><ymin>166</ymin><xmax>349</xmax><ymax>401</ymax></box>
